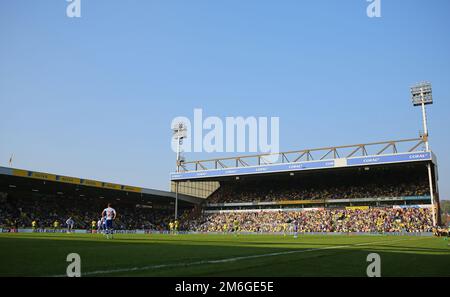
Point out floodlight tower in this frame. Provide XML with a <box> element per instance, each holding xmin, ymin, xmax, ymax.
<box><xmin>172</xmin><ymin>122</ymin><xmax>187</xmax><ymax>220</ymax></box>
<box><xmin>411</xmin><ymin>82</ymin><xmax>433</xmax><ymax>151</ymax></box>
<box><xmin>410</xmin><ymin>82</ymin><xmax>436</xmax><ymax>226</ymax></box>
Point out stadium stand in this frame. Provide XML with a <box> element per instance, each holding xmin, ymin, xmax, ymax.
<box><xmin>207</xmin><ymin>178</ymin><xmax>429</xmax><ymax>204</ymax></box>
<box><xmin>0</xmin><ymin>138</ymin><xmax>444</xmax><ymax>234</ymax></box>
<box><xmin>0</xmin><ymin>166</ymin><xmax>200</xmax><ymax>231</ymax></box>
<box><xmin>189</xmin><ymin>208</ymin><xmax>434</xmax><ymax>233</ymax></box>
<box><xmin>171</xmin><ymin>139</ymin><xmax>443</xmax><ymax>233</ymax></box>
<box><xmin>0</xmin><ymin>192</ymin><xmax>176</xmax><ymax>230</ymax></box>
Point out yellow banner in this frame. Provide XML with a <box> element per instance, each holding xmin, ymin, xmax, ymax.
<box><xmin>103</xmin><ymin>183</ymin><xmax>121</xmax><ymax>190</ymax></box>
<box><xmin>123</xmin><ymin>186</ymin><xmax>142</xmax><ymax>193</ymax></box>
<box><xmin>11</xmin><ymin>168</ymin><xmax>141</xmax><ymax>193</ymax></box>
<box><xmin>13</xmin><ymin>169</ymin><xmax>29</xmax><ymax>177</ymax></box>
<box><xmin>280</xmin><ymin>200</ymin><xmax>325</xmax><ymax>205</ymax></box>
<box><xmin>31</xmin><ymin>172</ymin><xmax>56</xmax><ymax>181</ymax></box>
<box><xmin>345</xmin><ymin>206</ymin><xmax>369</xmax><ymax>210</ymax></box>
<box><xmin>58</xmin><ymin>176</ymin><xmax>81</xmax><ymax>184</ymax></box>
<box><xmin>82</xmin><ymin>179</ymin><xmax>103</xmax><ymax>188</ymax></box>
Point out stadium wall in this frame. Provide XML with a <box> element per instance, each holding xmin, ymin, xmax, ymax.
<box><xmin>203</xmin><ymin>204</ymin><xmax>432</xmax><ymax>214</ymax></box>
<box><xmin>170</xmin><ymin>180</ymin><xmax>220</xmax><ymax>199</ymax></box>
<box><xmin>0</xmin><ymin>229</ymin><xmax>434</xmax><ymax>236</ymax></box>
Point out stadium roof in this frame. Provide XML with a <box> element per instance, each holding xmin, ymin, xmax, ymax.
<box><xmin>0</xmin><ymin>166</ymin><xmax>202</xmax><ymax>205</ymax></box>
<box><xmin>171</xmin><ymin>138</ymin><xmax>437</xmax><ymax>182</ymax></box>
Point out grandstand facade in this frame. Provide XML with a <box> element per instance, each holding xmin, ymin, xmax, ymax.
<box><xmin>0</xmin><ymin>137</ymin><xmax>441</xmax><ymax>233</ymax></box>
<box><xmin>170</xmin><ymin>180</ymin><xmax>220</xmax><ymax>199</ymax></box>
<box><xmin>171</xmin><ymin>138</ymin><xmax>441</xmax><ymax>227</ymax></box>
<box><xmin>0</xmin><ymin>167</ymin><xmax>201</xmax><ymax>230</ymax></box>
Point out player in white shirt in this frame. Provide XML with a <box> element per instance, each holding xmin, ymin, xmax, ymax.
<box><xmin>102</xmin><ymin>216</ymin><xmax>107</xmax><ymax>232</ymax></box>
<box><xmin>101</xmin><ymin>203</ymin><xmax>117</xmax><ymax>239</ymax></box>
<box><xmin>97</xmin><ymin>218</ymin><xmax>103</xmax><ymax>234</ymax></box>
<box><xmin>66</xmin><ymin>217</ymin><xmax>75</xmax><ymax>233</ymax></box>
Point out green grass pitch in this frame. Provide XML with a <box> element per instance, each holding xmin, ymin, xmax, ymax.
<box><xmin>0</xmin><ymin>233</ymin><xmax>449</xmax><ymax>277</ymax></box>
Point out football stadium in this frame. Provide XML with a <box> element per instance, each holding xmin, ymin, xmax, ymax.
<box><xmin>1</xmin><ymin>132</ymin><xmax>449</xmax><ymax>277</ymax></box>
<box><xmin>1</xmin><ymin>1</ymin><xmax>450</xmax><ymax>287</ymax></box>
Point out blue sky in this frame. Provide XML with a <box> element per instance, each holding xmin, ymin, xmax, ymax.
<box><xmin>0</xmin><ymin>0</ymin><xmax>449</xmax><ymax>199</ymax></box>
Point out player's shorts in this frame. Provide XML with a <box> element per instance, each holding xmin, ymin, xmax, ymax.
<box><xmin>105</xmin><ymin>219</ymin><xmax>113</xmax><ymax>229</ymax></box>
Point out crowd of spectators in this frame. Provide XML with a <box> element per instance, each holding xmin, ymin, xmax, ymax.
<box><xmin>191</xmin><ymin>208</ymin><xmax>434</xmax><ymax>233</ymax></box>
<box><xmin>208</xmin><ymin>182</ymin><xmax>429</xmax><ymax>203</ymax></box>
<box><xmin>0</xmin><ymin>186</ymin><xmax>436</xmax><ymax>233</ymax></box>
<box><xmin>0</xmin><ymin>192</ymin><xmax>177</xmax><ymax>230</ymax></box>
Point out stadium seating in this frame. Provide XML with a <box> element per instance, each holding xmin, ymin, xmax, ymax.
<box><xmin>190</xmin><ymin>208</ymin><xmax>434</xmax><ymax>233</ymax></box>
<box><xmin>0</xmin><ymin>180</ymin><xmax>435</xmax><ymax>233</ymax></box>
<box><xmin>0</xmin><ymin>193</ymin><xmax>175</xmax><ymax>230</ymax></box>
<box><xmin>207</xmin><ymin>180</ymin><xmax>429</xmax><ymax>203</ymax></box>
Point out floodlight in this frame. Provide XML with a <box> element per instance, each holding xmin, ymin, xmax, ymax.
<box><xmin>411</xmin><ymin>82</ymin><xmax>433</xmax><ymax>106</ymax></box>
<box><xmin>172</xmin><ymin>122</ymin><xmax>188</xmax><ymax>139</ymax></box>
<box><xmin>410</xmin><ymin>81</ymin><xmax>433</xmax><ymax>152</ymax></box>
<box><xmin>410</xmin><ymin>81</ymin><xmax>436</xmax><ymax>227</ymax></box>
<box><xmin>171</xmin><ymin>121</ymin><xmax>188</xmax><ymax>220</ymax></box>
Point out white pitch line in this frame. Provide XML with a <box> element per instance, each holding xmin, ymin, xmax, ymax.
<box><xmin>52</xmin><ymin>237</ymin><xmax>425</xmax><ymax>277</ymax></box>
